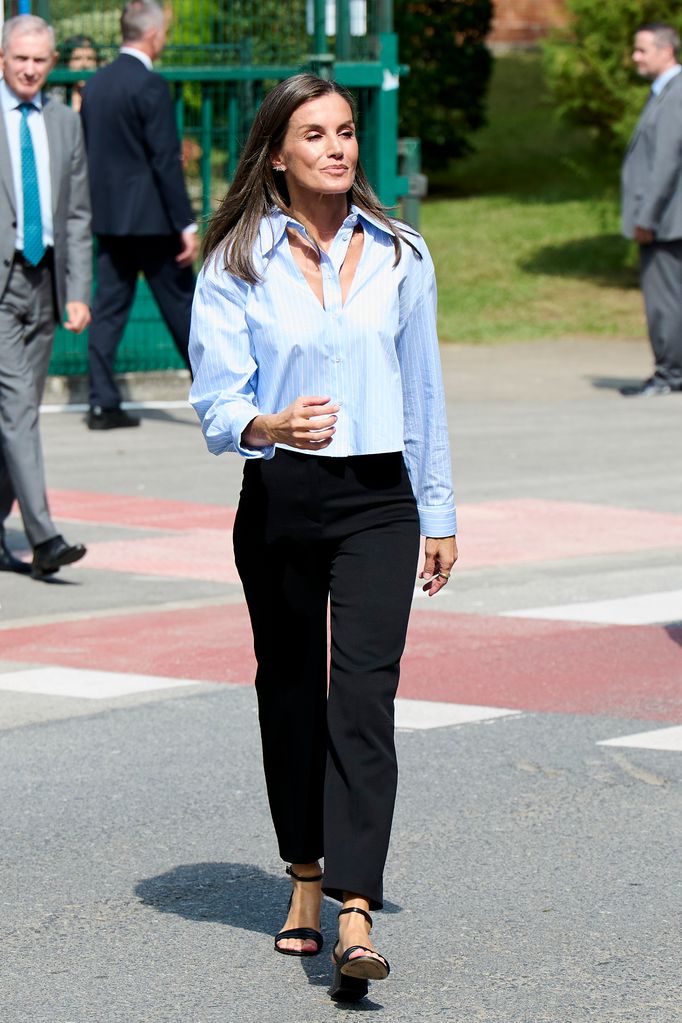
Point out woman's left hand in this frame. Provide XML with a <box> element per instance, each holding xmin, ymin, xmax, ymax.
<box><xmin>419</xmin><ymin>536</ymin><xmax>458</xmax><ymax>597</ymax></box>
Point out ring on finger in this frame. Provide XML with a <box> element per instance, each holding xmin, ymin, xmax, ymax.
<box><xmin>437</xmin><ymin>571</ymin><xmax>450</xmax><ymax>581</ymax></box>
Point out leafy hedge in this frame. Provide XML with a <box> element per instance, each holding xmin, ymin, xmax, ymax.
<box><xmin>395</xmin><ymin>0</ymin><xmax>493</xmax><ymax>169</ymax></box>
<box><xmin>544</xmin><ymin>0</ymin><xmax>682</xmax><ymax>154</ymax></box>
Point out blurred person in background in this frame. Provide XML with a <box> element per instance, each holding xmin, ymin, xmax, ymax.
<box><xmin>81</xmin><ymin>0</ymin><xmax>198</xmax><ymax>430</ymax></box>
<box><xmin>621</xmin><ymin>22</ymin><xmax>682</xmax><ymax>397</ymax></box>
<box><xmin>0</xmin><ymin>15</ymin><xmax>90</xmax><ymax>578</ymax></box>
<box><xmin>59</xmin><ymin>34</ymin><xmax>99</xmax><ymax>112</ymax></box>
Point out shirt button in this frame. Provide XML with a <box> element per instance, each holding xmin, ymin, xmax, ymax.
<box><xmin>333</xmin><ymin>356</ymin><xmax>341</xmax><ymax>363</ymax></box>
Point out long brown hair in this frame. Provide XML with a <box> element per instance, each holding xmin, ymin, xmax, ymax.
<box><xmin>202</xmin><ymin>73</ymin><xmax>419</xmax><ymax>282</ymax></box>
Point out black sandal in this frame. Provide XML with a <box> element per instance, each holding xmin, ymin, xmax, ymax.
<box><xmin>274</xmin><ymin>865</ymin><xmax>324</xmax><ymax>957</ymax></box>
<box><xmin>329</xmin><ymin>906</ymin><xmax>390</xmax><ymax>1000</ymax></box>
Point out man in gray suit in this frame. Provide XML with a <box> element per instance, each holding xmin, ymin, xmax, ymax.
<box><xmin>0</xmin><ymin>15</ymin><xmax>91</xmax><ymax>577</ymax></box>
<box><xmin>621</xmin><ymin>22</ymin><xmax>682</xmax><ymax>397</ymax></box>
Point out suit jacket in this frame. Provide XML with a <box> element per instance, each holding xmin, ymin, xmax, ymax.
<box><xmin>622</xmin><ymin>71</ymin><xmax>682</xmax><ymax>241</ymax></box>
<box><xmin>80</xmin><ymin>53</ymin><xmax>194</xmax><ymax>236</ymax></box>
<box><xmin>0</xmin><ymin>94</ymin><xmax>91</xmax><ymax>318</ymax></box>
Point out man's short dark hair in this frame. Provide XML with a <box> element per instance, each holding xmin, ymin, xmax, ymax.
<box><xmin>638</xmin><ymin>22</ymin><xmax>681</xmax><ymax>58</ymax></box>
<box><xmin>120</xmin><ymin>0</ymin><xmax>165</xmax><ymax>43</ymax></box>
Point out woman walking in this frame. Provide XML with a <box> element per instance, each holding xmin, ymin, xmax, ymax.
<box><xmin>189</xmin><ymin>73</ymin><xmax>457</xmax><ymax>1001</ymax></box>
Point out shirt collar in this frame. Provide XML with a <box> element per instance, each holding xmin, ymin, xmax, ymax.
<box><xmin>651</xmin><ymin>64</ymin><xmax>682</xmax><ymax>95</ymax></box>
<box><xmin>0</xmin><ymin>78</ymin><xmax>44</xmax><ymax>113</ymax></box>
<box><xmin>120</xmin><ymin>46</ymin><xmax>153</xmax><ymax>70</ymax></box>
<box><xmin>257</xmin><ymin>203</ymin><xmax>394</xmax><ymax>257</ymax></box>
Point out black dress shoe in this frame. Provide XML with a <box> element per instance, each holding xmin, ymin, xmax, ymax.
<box><xmin>87</xmin><ymin>406</ymin><xmax>141</xmax><ymax>430</ymax></box>
<box><xmin>32</xmin><ymin>534</ymin><xmax>87</xmax><ymax>579</ymax></box>
<box><xmin>0</xmin><ymin>539</ymin><xmax>31</xmax><ymax>574</ymax></box>
<box><xmin>619</xmin><ymin>378</ymin><xmax>674</xmax><ymax>397</ymax></box>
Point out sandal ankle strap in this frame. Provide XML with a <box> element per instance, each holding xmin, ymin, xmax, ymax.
<box><xmin>338</xmin><ymin>905</ymin><xmax>373</xmax><ymax>929</ymax></box>
<box><xmin>286</xmin><ymin>865</ymin><xmax>323</xmax><ymax>883</ymax></box>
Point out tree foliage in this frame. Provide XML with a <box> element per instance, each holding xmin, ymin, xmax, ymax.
<box><xmin>543</xmin><ymin>0</ymin><xmax>682</xmax><ymax>154</ymax></box>
<box><xmin>395</xmin><ymin>0</ymin><xmax>494</xmax><ymax>169</ymax></box>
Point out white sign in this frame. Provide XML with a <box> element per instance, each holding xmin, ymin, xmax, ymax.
<box><xmin>306</xmin><ymin>0</ymin><xmax>367</xmax><ymax>37</ymax></box>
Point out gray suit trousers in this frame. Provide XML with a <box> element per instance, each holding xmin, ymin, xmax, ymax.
<box><xmin>0</xmin><ymin>259</ymin><xmax>58</xmax><ymax>546</ymax></box>
<box><xmin>639</xmin><ymin>241</ymin><xmax>682</xmax><ymax>389</ymax></box>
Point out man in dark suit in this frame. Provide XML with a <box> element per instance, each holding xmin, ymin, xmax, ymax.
<box><xmin>0</xmin><ymin>15</ymin><xmax>90</xmax><ymax>578</ymax></box>
<box><xmin>81</xmin><ymin>0</ymin><xmax>198</xmax><ymax>430</ymax></box>
<box><xmin>621</xmin><ymin>22</ymin><xmax>682</xmax><ymax>397</ymax></box>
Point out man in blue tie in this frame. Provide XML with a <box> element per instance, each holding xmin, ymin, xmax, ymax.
<box><xmin>0</xmin><ymin>15</ymin><xmax>92</xmax><ymax>578</ymax></box>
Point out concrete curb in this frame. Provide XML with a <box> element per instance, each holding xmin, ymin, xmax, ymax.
<box><xmin>43</xmin><ymin>369</ymin><xmax>192</xmax><ymax>406</ymax></box>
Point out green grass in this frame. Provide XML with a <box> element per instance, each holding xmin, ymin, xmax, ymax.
<box><xmin>418</xmin><ymin>54</ymin><xmax>644</xmax><ymax>343</ymax></box>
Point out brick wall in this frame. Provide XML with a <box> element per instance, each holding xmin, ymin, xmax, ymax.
<box><xmin>489</xmin><ymin>0</ymin><xmax>567</xmax><ymax>46</ymax></box>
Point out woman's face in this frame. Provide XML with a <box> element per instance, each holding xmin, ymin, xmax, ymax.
<box><xmin>272</xmin><ymin>93</ymin><xmax>358</xmax><ymax>201</ymax></box>
<box><xmin>68</xmin><ymin>46</ymin><xmax>97</xmax><ymax>71</ymax></box>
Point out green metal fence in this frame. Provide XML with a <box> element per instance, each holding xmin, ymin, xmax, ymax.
<box><xmin>4</xmin><ymin>1</ymin><xmax>408</xmax><ymax>377</ymax></box>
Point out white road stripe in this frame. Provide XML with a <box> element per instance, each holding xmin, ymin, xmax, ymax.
<box><xmin>395</xmin><ymin>698</ymin><xmax>520</xmax><ymax>731</ymax></box>
<box><xmin>0</xmin><ymin>667</ymin><xmax>201</xmax><ymax>699</ymax></box>
<box><xmin>0</xmin><ymin>670</ymin><xmax>522</xmax><ymax>731</ymax></box>
<box><xmin>501</xmin><ymin>590</ymin><xmax>682</xmax><ymax>625</ymax></box>
<box><xmin>39</xmin><ymin>400</ymin><xmax>191</xmax><ymax>414</ymax></box>
<box><xmin>597</xmin><ymin>726</ymin><xmax>682</xmax><ymax>752</ymax></box>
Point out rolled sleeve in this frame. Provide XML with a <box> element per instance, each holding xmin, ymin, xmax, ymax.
<box><xmin>189</xmin><ymin>259</ymin><xmax>273</xmax><ymax>459</ymax></box>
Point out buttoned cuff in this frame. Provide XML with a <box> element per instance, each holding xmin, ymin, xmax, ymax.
<box><xmin>418</xmin><ymin>504</ymin><xmax>457</xmax><ymax>538</ymax></box>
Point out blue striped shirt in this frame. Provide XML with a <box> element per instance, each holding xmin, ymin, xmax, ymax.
<box><xmin>189</xmin><ymin>205</ymin><xmax>457</xmax><ymax>537</ymax></box>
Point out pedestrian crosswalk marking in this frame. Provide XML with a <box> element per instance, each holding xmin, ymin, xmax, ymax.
<box><xmin>597</xmin><ymin>725</ymin><xmax>682</xmax><ymax>752</ymax></box>
<box><xmin>501</xmin><ymin>589</ymin><xmax>682</xmax><ymax>626</ymax></box>
<box><xmin>0</xmin><ymin>667</ymin><xmax>201</xmax><ymax>699</ymax></box>
<box><xmin>0</xmin><ymin>667</ymin><xmax>523</xmax><ymax>730</ymax></box>
<box><xmin>395</xmin><ymin>698</ymin><xmax>521</xmax><ymax>731</ymax></box>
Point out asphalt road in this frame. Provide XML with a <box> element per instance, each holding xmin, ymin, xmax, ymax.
<box><xmin>1</xmin><ymin>338</ymin><xmax>681</xmax><ymax>1022</ymax></box>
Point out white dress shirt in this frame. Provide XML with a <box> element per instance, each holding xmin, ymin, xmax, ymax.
<box><xmin>189</xmin><ymin>206</ymin><xmax>457</xmax><ymax>537</ymax></box>
<box><xmin>651</xmin><ymin>63</ymin><xmax>682</xmax><ymax>95</ymax></box>
<box><xmin>0</xmin><ymin>78</ymin><xmax>54</xmax><ymax>252</ymax></box>
<box><xmin>119</xmin><ymin>46</ymin><xmax>154</xmax><ymax>70</ymax></box>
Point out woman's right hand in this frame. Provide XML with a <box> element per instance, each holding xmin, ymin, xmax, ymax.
<box><xmin>241</xmin><ymin>396</ymin><xmax>339</xmax><ymax>450</ymax></box>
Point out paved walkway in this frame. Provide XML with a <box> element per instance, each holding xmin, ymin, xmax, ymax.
<box><xmin>2</xmin><ymin>338</ymin><xmax>681</xmax><ymax>1021</ymax></box>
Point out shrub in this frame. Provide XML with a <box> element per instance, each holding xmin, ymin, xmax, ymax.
<box><xmin>544</xmin><ymin>0</ymin><xmax>682</xmax><ymax>154</ymax></box>
<box><xmin>395</xmin><ymin>0</ymin><xmax>494</xmax><ymax>170</ymax></box>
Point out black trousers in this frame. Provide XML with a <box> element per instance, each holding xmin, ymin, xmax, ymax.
<box><xmin>233</xmin><ymin>449</ymin><xmax>420</xmax><ymax>909</ymax></box>
<box><xmin>88</xmin><ymin>234</ymin><xmax>195</xmax><ymax>410</ymax></box>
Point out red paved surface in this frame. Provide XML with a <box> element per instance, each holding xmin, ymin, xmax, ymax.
<box><xmin>48</xmin><ymin>489</ymin><xmax>236</xmax><ymax>532</ymax></box>
<box><xmin>83</xmin><ymin>531</ymin><xmax>241</xmax><ymax>583</ymax></box>
<box><xmin>35</xmin><ymin>493</ymin><xmax>682</xmax><ymax>581</ymax></box>
<box><xmin>455</xmin><ymin>499</ymin><xmax>682</xmax><ymax>567</ymax></box>
<box><xmin>6</xmin><ymin>490</ymin><xmax>681</xmax><ymax>722</ymax></box>
<box><xmin>3</xmin><ymin>605</ymin><xmax>681</xmax><ymax>722</ymax></box>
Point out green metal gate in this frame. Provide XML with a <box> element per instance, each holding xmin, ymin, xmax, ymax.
<box><xmin>4</xmin><ymin>1</ymin><xmax>407</xmax><ymax>377</ymax></box>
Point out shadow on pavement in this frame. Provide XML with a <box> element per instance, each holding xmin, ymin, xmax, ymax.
<box><xmin>588</xmin><ymin>376</ymin><xmax>639</xmax><ymax>392</ymax></box>
<box><xmin>136</xmin><ymin>409</ymin><xmax>197</xmax><ymax>428</ymax></box>
<box><xmin>136</xmin><ymin>861</ymin><xmax>287</xmax><ymax>934</ymax></box>
<box><xmin>136</xmin><ymin>861</ymin><xmax>393</xmax><ymax>1007</ymax></box>
<box><xmin>665</xmin><ymin>625</ymin><xmax>682</xmax><ymax>647</ymax></box>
